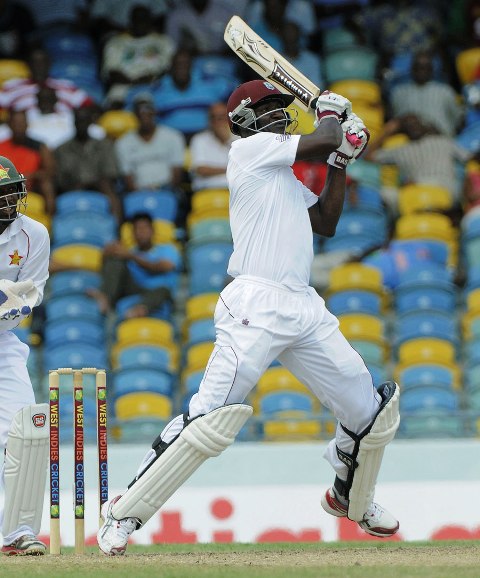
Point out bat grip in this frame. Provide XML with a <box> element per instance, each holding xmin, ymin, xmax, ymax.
<box><xmin>310</xmin><ymin>97</ymin><xmax>318</xmax><ymax>110</ymax></box>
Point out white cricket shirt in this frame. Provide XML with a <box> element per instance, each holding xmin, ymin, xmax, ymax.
<box><xmin>226</xmin><ymin>132</ymin><xmax>318</xmax><ymax>291</ymax></box>
<box><xmin>0</xmin><ymin>214</ymin><xmax>50</xmax><ymax>332</ymax></box>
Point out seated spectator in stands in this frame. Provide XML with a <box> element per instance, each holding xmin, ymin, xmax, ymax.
<box><xmin>280</xmin><ymin>20</ymin><xmax>323</xmax><ymax>89</ymax></box>
<box><xmin>0</xmin><ymin>46</ymin><xmax>93</xmax><ymax>115</ymax></box>
<box><xmin>0</xmin><ymin>0</ymin><xmax>36</xmax><ymax>59</ymax></box>
<box><xmin>127</xmin><ymin>48</ymin><xmax>233</xmax><ymax>141</ymax></box>
<box><xmin>55</xmin><ymin>105</ymin><xmax>121</xmax><ymax>221</ymax></box>
<box><xmin>389</xmin><ymin>50</ymin><xmax>463</xmax><ymax>137</ymax></box>
<box><xmin>189</xmin><ymin>102</ymin><xmax>237</xmax><ymax>192</ymax></box>
<box><xmin>364</xmin><ymin>113</ymin><xmax>478</xmax><ymax>205</ymax></box>
<box><xmin>115</xmin><ymin>93</ymin><xmax>185</xmax><ymax>194</ymax></box>
<box><xmin>101</xmin><ymin>4</ymin><xmax>174</xmax><ymax>106</ymax></box>
<box><xmin>166</xmin><ymin>0</ymin><xmax>242</xmax><ymax>54</ymax></box>
<box><xmin>249</xmin><ymin>0</ymin><xmax>316</xmax><ymax>51</ymax></box>
<box><xmin>350</xmin><ymin>0</ymin><xmax>443</xmax><ymax>67</ymax></box>
<box><xmin>88</xmin><ymin>212</ymin><xmax>181</xmax><ymax>319</ymax></box>
<box><xmin>90</xmin><ymin>0</ymin><xmax>168</xmax><ymax>43</ymax></box>
<box><xmin>0</xmin><ymin>108</ymin><xmax>56</xmax><ymax>214</ymax></box>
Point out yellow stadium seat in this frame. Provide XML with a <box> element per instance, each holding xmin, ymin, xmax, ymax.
<box><xmin>462</xmin><ymin>310</ymin><xmax>480</xmax><ymax>341</ymax></box>
<box><xmin>185</xmin><ymin>341</ymin><xmax>214</xmax><ymax>373</ymax></box>
<box><xmin>467</xmin><ymin>288</ymin><xmax>480</xmax><ymax>314</ymax></box>
<box><xmin>25</xmin><ymin>191</ymin><xmax>46</xmax><ymax>214</ymax></box>
<box><xmin>51</xmin><ymin>244</ymin><xmax>102</xmax><ymax>272</ymax></box>
<box><xmin>191</xmin><ymin>189</ymin><xmax>229</xmax><ymax>214</ymax></box>
<box><xmin>263</xmin><ymin>419</ymin><xmax>321</xmax><ymax>441</ymax></box>
<box><xmin>185</xmin><ymin>293</ymin><xmax>218</xmax><ymax>323</ymax></box>
<box><xmin>187</xmin><ymin>208</ymin><xmax>230</xmax><ymax>229</ymax></box>
<box><xmin>398</xmin><ymin>183</ymin><xmax>453</xmax><ymax>216</ymax></box>
<box><xmin>338</xmin><ymin>313</ymin><xmax>385</xmax><ymax>347</ymax></box>
<box><xmin>115</xmin><ymin>392</ymin><xmax>172</xmax><ymax>420</ymax></box>
<box><xmin>456</xmin><ymin>47</ymin><xmax>480</xmax><ymax>85</ymax></box>
<box><xmin>289</xmin><ymin>103</ymin><xmax>315</xmax><ymax>136</ymax></box>
<box><xmin>381</xmin><ymin>134</ymin><xmax>409</xmax><ymax>149</ymax></box>
<box><xmin>395</xmin><ymin>212</ymin><xmax>456</xmax><ymax>243</ymax></box>
<box><xmin>28</xmin><ymin>211</ymin><xmax>51</xmax><ymax>232</ymax></box>
<box><xmin>116</xmin><ymin>317</ymin><xmax>174</xmax><ymax>347</ymax></box>
<box><xmin>256</xmin><ymin>367</ymin><xmax>311</xmax><ymax>396</ymax></box>
<box><xmin>120</xmin><ymin>219</ymin><xmax>175</xmax><ymax>247</ymax></box>
<box><xmin>328</xmin><ymin>263</ymin><xmax>384</xmax><ymax>295</ymax></box>
<box><xmin>97</xmin><ymin>110</ymin><xmax>139</xmax><ymax>139</ymax></box>
<box><xmin>350</xmin><ymin>104</ymin><xmax>384</xmax><ymax>142</ymax></box>
<box><xmin>398</xmin><ymin>338</ymin><xmax>456</xmax><ymax>367</ymax></box>
<box><xmin>0</xmin><ymin>59</ymin><xmax>30</xmax><ymax>86</ymax></box>
<box><xmin>329</xmin><ymin>79</ymin><xmax>382</xmax><ymax>107</ymax></box>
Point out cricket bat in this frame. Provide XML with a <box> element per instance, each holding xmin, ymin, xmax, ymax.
<box><xmin>224</xmin><ymin>15</ymin><xmax>320</xmax><ymax>113</ymax></box>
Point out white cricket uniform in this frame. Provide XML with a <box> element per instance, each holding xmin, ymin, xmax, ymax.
<box><xmin>160</xmin><ymin>132</ymin><xmax>382</xmax><ymax>481</ymax></box>
<box><xmin>0</xmin><ymin>214</ymin><xmax>50</xmax><ymax>543</ymax></box>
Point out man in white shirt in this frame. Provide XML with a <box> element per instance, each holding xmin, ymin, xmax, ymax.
<box><xmin>189</xmin><ymin>101</ymin><xmax>237</xmax><ymax>192</ymax></box>
<box><xmin>97</xmin><ymin>81</ymin><xmax>400</xmax><ymax>555</ymax></box>
<box><xmin>0</xmin><ymin>156</ymin><xmax>50</xmax><ymax>555</ymax></box>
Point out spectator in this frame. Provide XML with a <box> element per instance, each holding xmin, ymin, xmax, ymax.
<box><xmin>280</xmin><ymin>21</ymin><xmax>323</xmax><ymax>89</ymax></box>
<box><xmin>135</xmin><ymin>48</ymin><xmax>233</xmax><ymax>140</ymax></box>
<box><xmin>389</xmin><ymin>50</ymin><xmax>463</xmax><ymax>136</ymax></box>
<box><xmin>0</xmin><ymin>0</ymin><xmax>36</xmax><ymax>59</ymax></box>
<box><xmin>87</xmin><ymin>212</ymin><xmax>181</xmax><ymax>319</ymax></box>
<box><xmin>90</xmin><ymin>0</ymin><xmax>168</xmax><ymax>41</ymax></box>
<box><xmin>0</xmin><ymin>47</ymin><xmax>93</xmax><ymax>115</ymax></box>
<box><xmin>115</xmin><ymin>93</ymin><xmax>185</xmax><ymax>193</ymax></box>
<box><xmin>351</xmin><ymin>0</ymin><xmax>443</xmax><ymax>66</ymax></box>
<box><xmin>54</xmin><ymin>105</ymin><xmax>121</xmax><ymax>221</ymax></box>
<box><xmin>101</xmin><ymin>4</ymin><xmax>174</xmax><ymax>106</ymax></box>
<box><xmin>249</xmin><ymin>0</ymin><xmax>317</xmax><ymax>51</ymax></box>
<box><xmin>364</xmin><ymin>113</ymin><xmax>478</xmax><ymax>206</ymax></box>
<box><xmin>189</xmin><ymin>101</ymin><xmax>237</xmax><ymax>192</ymax></box>
<box><xmin>0</xmin><ymin>108</ymin><xmax>55</xmax><ymax>214</ymax></box>
<box><xmin>166</xmin><ymin>0</ymin><xmax>241</xmax><ymax>55</ymax></box>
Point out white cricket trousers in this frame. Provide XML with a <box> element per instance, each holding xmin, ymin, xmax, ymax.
<box><xmin>0</xmin><ymin>331</ymin><xmax>36</xmax><ymax>544</ymax></box>
<box><xmin>160</xmin><ymin>275</ymin><xmax>382</xmax><ymax>481</ymax></box>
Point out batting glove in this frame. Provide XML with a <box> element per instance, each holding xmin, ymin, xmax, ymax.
<box><xmin>346</xmin><ymin>113</ymin><xmax>370</xmax><ymax>161</ymax></box>
<box><xmin>327</xmin><ymin>114</ymin><xmax>368</xmax><ymax>169</ymax></box>
<box><xmin>314</xmin><ymin>90</ymin><xmax>352</xmax><ymax>128</ymax></box>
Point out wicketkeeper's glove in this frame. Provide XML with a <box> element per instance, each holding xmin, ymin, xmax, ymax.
<box><xmin>314</xmin><ymin>90</ymin><xmax>352</xmax><ymax>128</ymax></box>
<box><xmin>0</xmin><ymin>279</ymin><xmax>38</xmax><ymax>321</ymax></box>
<box><xmin>327</xmin><ymin>113</ymin><xmax>370</xmax><ymax>169</ymax></box>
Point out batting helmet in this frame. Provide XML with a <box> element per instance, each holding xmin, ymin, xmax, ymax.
<box><xmin>227</xmin><ymin>80</ymin><xmax>295</xmax><ymax>135</ymax></box>
<box><xmin>0</xmin><ymin>155</ymin><xmax>27</xmax><ymax>222</ymax></box>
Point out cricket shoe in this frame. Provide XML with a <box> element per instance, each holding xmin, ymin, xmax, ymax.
<box><xmin>97</xmin><ymin>495</ymin><xmax>139</xmax><ymax>555</ymax></box>
<box><xmin>2</xmin><ymin>534</ymin><xmax>46</xmax><ymax>556</ymax></box>
<box><xmin>321</xmin><ymin>487</ymin><xmax>399</xmax><ymax>537</ymax></box>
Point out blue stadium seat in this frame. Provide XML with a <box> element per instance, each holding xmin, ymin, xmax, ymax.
<box><xmin>44</xmin><ymin>342</ymin><xmax>108</xmax><ymax>371</ymax></box>
<box><xmin>345</xmin><ymin>184</ymin><xmax>384</xmax><ymax>212</ymax></box>
<box><xmin>45</xmin><ymin>295</ymin><xmax>102</xmax><ymax>323</ymax></box>
<box><xmin>123</xmin><ymin>189</ymin><xmax>179</xmax><ymax>222</ymax></box>
<box><xmin>44</xmin><ymin>319</ymin><xmax>105</xmax><ymax>349</ymax></box>
<box><xmin>187</xmin><ymin>241</ymin><xmax>233</xmax><ymax>295</ymax></box>
<box><xmin>324</xmin><ymin>209</ymin><xmax>388</xmax><ymax>254</ymax></box>
<box><xmin>400</xmin><ymin>386</ymin><xmax>459</xmax><ymax>413</ymax></box>
<box><xmin>456</xmin><ymin>120</ymin><xmax>480</xmax><ymax>153</ymax></box>
<box><xmin>398</xmin><ymin>364</ymin><xmax>458</xmax><ymax>391</ymax></box>
<box><xmin>400</xmin><ymin>414</ymin><xmax>465</xmax><ymax>438</ymax></box>
<box><xmin>113</xmin><ymin>368</ymin><xmax>173</xmax><ymax>399</ymax></box>
<box><xmin>194</xmin><ymin>55</ymin><xmax>239</xmax><ymax>82</ymax></box>
<box><xmin>116</xmin><ymin>344</ymin><xmax>172</xmax><ymax>373</ymax></box>
<box><xmin>259</xmin><ymin>391</ymin><xmax>315</xmax><ymax>415</ymax></box>
<box><xmin>187</xmin><ymin>318</ymin><xmax>216</xmax><ymax>346</ymax></box>
<box><xmin>394</xmin><ymin>311</ymin><xmax>459</xmax><ymax>351</ymax></box>
<box><xmin>49</xmin><ymin>271</ymin><xmax>101</xmax><ymax>297</ymax></box>
<box><xmin>367</xmin><ymin>363</ymin><xmax>387</xmax><ymax>388</ymax></box>
<box><xmin>55</xmin><ymin>190</ymin><xmax>111</xmax><ymax>215</ymax></box>
<box><xmin>324</xmin><ymin>46</ymin><xmax>378</xmax><ymax>83</ymax></box>
<box><xmin>52</xmin><ymin>212</ymin><xmax>117</xmax><ymax>248</ymax></box>
<box><xmin>395</xmin><ymin>287</ymin><xmax>457</xmax><ymax>316</ymax></box>
<box><xmin>189</xmin><ymin>218</ymin><xmax>232</xmax><ymax>244</ymax></box>
<box><xmin>327</xmin><ymin>290</ymin><xmax>382</xmax><ymax>316</ymax></box>
<box><xmin>183</xmin><ymin>369</ymin><xmax>204</xmax><ymax>396</ymax></box>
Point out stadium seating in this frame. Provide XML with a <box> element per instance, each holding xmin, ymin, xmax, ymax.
<box><xmin>52</xmin><ymin>211</ymin><xmax>117</xmax><ymax>248</ymax></box>
<box><xmin>97</xmin><ymin>110</ymin><xmax>139</xmax><ymax>140</ymax></box>
<box><xmin>398</xmin><ymin>183</ymin><xmax>453</xmax><ymax>216</ymax></box>
<box><xmin>115</xmin><ymin>392</ymin><xmax>172</xmax><ymax>421</ymax></box>
<box><xmin>55</xmin><ymin>190</ymin><xmax>111</xmax><ymax>215</ymax></box>
<box><xmin>326</xmin><ymin>290</ymin><xmax>382</xmax><ymax>317</ymax></box>
<box><xmin>187</xmin><ymin>241</ymin><xmax>233</xmax><ymax>295</ymax></box>
<box><xmin>112</xmin><ymin>368</ymin><xmax>173</xmax><ymax>398</ymax></box>
<box><xmin>50</xmin><ymin>244</ymin><xmax>103</xmax><ymax>272</ymax></box>
<box><xmin>456</xmin><ymin>47</ymin><xmax>480</xmax><ymax>85</ymax></box>
<box><xmin>45</xmin><ymin>294</ymin><xmax>102</xmax><ymax>323</ymax></box>
<box><xmin>48</xmin><ymin>270</ymin><xmax>101</xmax><ymax>298</ymax></box>
<box><xmin>115</xmin><ymin>344</ymin><xmax>173</xmax><ymax>374</ymax></box>
<box><xmin>44</xmin><ymin>318</ymin><xmax>105</xmax><ymax>349</ymax></box>
<box><xmin>123</xmin><ymin>189</ymin><xmax>179</xmax><ymax>222</ymax></box>
<box><xmin>324</xmin><ymin>46</ymin><xmax>378</xmax><ymax>83</ymax></box>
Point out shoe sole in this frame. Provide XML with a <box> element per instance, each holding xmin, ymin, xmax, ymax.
<box><xmin>2</xmin><ymin>547</ymin><xmax>46</xmax><ymax>556</ymax></box>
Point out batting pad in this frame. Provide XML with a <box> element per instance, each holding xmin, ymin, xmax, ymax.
<box><xmin>112</xmin><ymin>404</ymin><xmax>253</xmax><ymax>524</ymax></box>
<box><xmin>3</xmin><ymin>404</ymin><xmax>49</xmax><ymax>536</ymax></box>
<box><xmin>348</xmin><ymin>383</ymin><xmax>400</xmax><ymax>522</ymax></box>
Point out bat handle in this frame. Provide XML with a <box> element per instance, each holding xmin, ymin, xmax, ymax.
<box><xmin>310</xmin><ymin>97</ymin><xmax>318</xmax><ymax>110</ymax></box>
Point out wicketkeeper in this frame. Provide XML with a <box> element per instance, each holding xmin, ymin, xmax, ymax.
<box><xmin>0</xmin><ymin>155</ymin><xmax>50</xmax><ymax>555</ymax></box>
